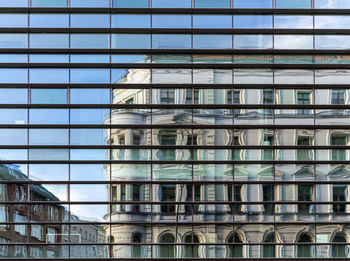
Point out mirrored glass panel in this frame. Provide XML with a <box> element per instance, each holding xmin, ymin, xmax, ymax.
<box><xmin>152</xmin><ymin>34</ymin><xmax>191</xmax><ymax>49</ymax></box>
<box><xmin>152</xmin><ymin>0</ymin><xmax>191</xmax><ymax>8</ymax></box>
<box><xmin>234</xmin><ymin>15</ymin><xmax>272</xmax><ymax>28</ymax></box>
<box><xmin>112</xmin><ymin>34</ymin><xmax>151</xmax><ymax>49</ymax></box>
<box><xmin>112</xmin><ymin>14</ymin><xmax>151</xmax><ymax>28</ymax></box>
<box><xmin>71</xmin><ymin>14</ymin><xmax>110</xmax><ymax>28</ymax></box>
<box><xmin>0</xmin><ymin>89</ymin><xmax>27</xmax><ymax>104</ymax></box>
<box><xmin>274</xmin><ymin>15</ymin><xmax>313</xmax><ymax>29</ymax></box>
<box><xmin>234</xmin><ymin>35</ymin><xmax>273</xmax><ymax>49</ymax></box>
<box><xmin>31</xmin><ymin>89</ymin><xmax>67</xmax><ymax>104</ymax></box>
<box><xmin>152</xmin><ymin>15</ymin><xmax>191</xmax><ymax>28</ymax></box>
<box><xmin>113</xmin><ymin>0</ymin><xmax>149</xmax><ymax>7</ymax></box>
<box><xmin>30</xmin><ymin>14</ymin><xmax>69</xmax><ymax>28</ymax></box>
<box><xmin>194</xmin><ymin>15</ymin><xmax>232</xmax><ymax>28</ymax></box>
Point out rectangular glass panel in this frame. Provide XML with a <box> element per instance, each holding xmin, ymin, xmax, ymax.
<box><xmin>316</xmin><ymin>35</ymin><xmax>350</xmax><ymax>49</ymax></box>
<box><xmin>112</xmin><ymin>88</ymin><xmax>149</xmax><ymax>104</ymax></box>
<box><xmin>194</xmin><ymin>35</ymin><xmax>232</xmax><ymax>49</ymax></box>
<box><xmin>234</xmin><ymin>15</ymin><xmax>272</xmax><ymax>28</ymax></box>
<box><xmin>70</xmin><ymin>34</ymin><xmax>110</xmax><ymax>49</ymax></box>
<box><xmin>234</xmin><ymin>69</ymin><xmax>273</xmax><ymax>84</ymax></box>
<box><xmin>152</xmin><ymin>69</ymin><xmax>191</xmax><ymax>84</ymax></box>
<box><xmin>315</xmin><ymin>15</ymin><xmax>350</xmax><ymax>29</ymax></box>
<box><xmin>0</xmin><ymin>129</ymin><xmax>27</xmax><ymax>145</ymax></box>
<box><xmin>30</xmin><ymin>54</ymin><xmax>69</xmax><ymax>63</ymax></box>
<box><xmin>29</xmin><ymin>69</ymin><xmax>69</xmax><ymax>83</ymax></box>
<box><xmin>70</xmin><ymin>14</ymin><xmax>110</xmax><ymax>28</ymax></box>
<box><xmin>194</xmin><ymin>15</ymin><xmax>232</xmax><ymax>28</ymax></box>
<box><xmin>315</xmin><ymin>70</ymin><xmax>350</xmax><ymax>84</ymax></box>
<box><xmin>29</xmin><ymin>164</ymin><xmax>69</xmax><ymax>181</ymax></box>
<box><xmin>29</xmin><ymin>129</ymin><xmax>68</xmax><ymax>145</ymax></box>
<box><xmin>0</xmin><ymin>69</ymin><xmax>27</xmax><ymax>83</ymax></box>
<box><xmin>0</xmin><ymin>54</ymin><xmax>27</xmax><ymax>63</ymax></box>
<box><xmin>0</xmin><ymin>149</ymin><xmax>27</xmax><ymax>160</ymax></box>
<box><xmin>30</xmin><ymin>14</ymin><xmax>69</xmax><ymax>28</ymax></box>
<box><xmin>31</xmin><ymin>0</ymin><xmax>67</xmax><ymax>7</ymax></box>
<box><xmin>31</xmin><ymin>89</ymin><xmax>67</xmax><ymax>104</ymax></box>
<box><xmin>29</xmin><ymin>109</ymin><xmax>68</xmax><ymax>124</ymax></box>
<box><xmin>274</xmin><ymin>15</ymin><xmax>313</xmax><ymax>29</ymax></box>
<box><xmin>195</xmin><ymin>54</ymin><xmax>232</xmax><ymax>63</ymax></box>
<box><xmin>194</xmin><ymin>0</ymin><xmax>230</xmax><ymax>8</ymax></box>
<box><xmin>0</xmin><ymin>34</ymin><xmax>28</xmax><ymax>48</ymax></box>
<box><xmin>275</xmin><ymin>0</ymin><xmax>311</xmax><ymax>8</ymax></box>
<box><xmin>112</xmin><ymin>69</ymin><xmax>151</xmax><ymax>84</ymax></box>
<box><xmin>0</xmin><ymin>88</ymin><xmax>27</xmax><ymax>104</ymax></box>
<box><xmin>152</xmin><ymin>34</ymin><xmax>191</xmax><ymax>49</ymax></box>
<box><xmin>70</xmin><ymin>69</ymin><xmax>110</xmax><ymax>83</ymax></box>
<box><xmin>111</xmin><ymin>54</ymin><xmax>149</xmax><ymax>63</ymax></box>
<box><xmin>234</xmin><ymin>0</ymin><xmax>272</xmax><ymax>8</ymax></box>
<box><xmin>70</xmin><ymin>0</ymin><xmax>110</xmax><ymax>7</ymax></box>
<box><xmin>30</xmin><ymin>34</ymin><xmax>69</xmax><ymax>48</ymax></box>
<box><xmin>315</xmin><ymin>0</ymin><xmax>350</xmax><ymax>8</ymax></box>
<box><xmin>70</xmin><ymin>54</ymin><xmax>109</xmax><ymax>63</ymax></box>
<box><xmin>152</xmin><ymin>0</ymin><xmax>191</xmax><ymax>8</ymax></box>
<box><xmin>0</xmin><ymin>109</ymin><xmax>27</xmax><ymax>124</ymax></box>
<box><xmin>193</xmin><ymin>69</ymin><xmax>232</xmax><ymax>84</ymax></box>
<box><xmin>70</xmin><ymin>89</ymin><xmax>110</xmax><ymax>104</ymax></box>
<box><xmin>113</xmin><ymin>0</ymin><xmax>149</xmax><ymax>7</ymax></box>
<box><xmin>70</xmin><ymin>109</ymin><xmax>110</xmax><ymax>124</ymax></box>
<box><xmin>0</xmin><ymin>0</ymin><xmax>28</xmax><ymax>7</ymax></box>
<box><xmin>29</xmin><ymin>149</ymin><xmax>69</xmax><ymax>160</ymax></box>
<box><xmin>152</xmin><ymin>15</ymin><xmax>191</xmax><ymax>28</ymax></box>
<box><xmin>112</xmin><ymin>34</ymin><xmax>150</xmax><ymax>49</ymax></box>
<box><xmin>71</xmin><ymin>164</ymin><xmax>107</xmax><ymax>181</ymax></box>
<box><xmin>0</xmin><ymin>14</ymin><xmax>27</xmax><ymax>27</ymax></box>
<box><xmin>274</xmin><ymin>70</ymin><xmax>314</xmax><ymax>84</ymax></box>
<box><xmin>70</xmin><ymin>149</ymin><xmax>109</xmax><ymax>160</ymax></box>
<box><xmin>112</xmin><ymin>14</ymin><xmax>150</xmax><ymax>28</ymax></box>
<box><xmin>70</xmin><ymin>129</ymin><xmax>108</xmax><ymax>145</ymax></box>
<box><xmin>234</xmin><ymin>35</ymin><xmax>273</xmax><ymax>49</ymax></box>
<box><xmin>274</xmin><ymin>35</ymin><xmax>313</xmax><ymax>49</ymax></box>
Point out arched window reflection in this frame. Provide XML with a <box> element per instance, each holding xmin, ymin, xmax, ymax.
<box><xmin>159</xmin><ymin>233</ymin><xmax>175</xmax><ymax>258</ymax></box>
<box><xmin>297</xmin><ymin>232</ymin><xmax>313</xmax><ymax>258</ymax></box>
<box><xmin>227</xmin><ymin>232</ymin><xmax>243</xmax><ymax>258</ymax></box>
<box><xmin>132</xmin><ymin>233</ymin><xmax>142</xmax><ymax>258</ymax></box>
<box><xmin>184</xmin><ymin>233</ymin><xmax>200</xmax><ymax>258</ymax></box>
<box><xmin>332</xmin><ymin>232</ymin><xmax>348</xmax><ymax>258</ymax></box>
<box><xmin>263</xmin><ymin>232</ymin><xmax>275</xmax><ymax>257</ymax></box>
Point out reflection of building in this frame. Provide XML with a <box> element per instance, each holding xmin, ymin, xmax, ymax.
<box><xmin>0</xmin><ymin>164</ymin><xmax>65</xmax><ymax>258</ymax></box>
<box><xmin>106</xmin><ymin>65</ymin><xmax>350</xmax><ymax>258</ymax></box>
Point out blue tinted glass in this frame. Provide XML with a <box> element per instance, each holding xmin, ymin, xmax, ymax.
<box><xmin>234</xmin><ymin>0</ymin><xmax>272</xmax><ymax>8</ymax></box>
<box><xmin>0</xmin><ymin>129</ymin><xmax>27</xmax><ymax>145</ymax></box>
<box><xmin>234</xmin><ymin>35</ymin><xmax>273</xmax><ymax>49</ymax></box>
<box><xmin>0</xmin><ymin>54</ymin><xmax>27</xmax><ymax>63</ymax></box>
<box><xmin>30</xmin><ymin>14</ymin><xmax>69</xmax><ymax>28</ymax></box>
<box><xmin>112</xmin><ymin>15</ymin><xmax>150</xmax><ymax>28</ymax></box>
<box><xmin>31</xmin><ymin>89</ymin><xmax>67</xmax><ymax>104</ymax></box>
<box><xmin>70</xmin><ymin>149</ymin><xmax>108</xmax><ymax>160</ymax></box>
<box><xmin>30</xmin><ymin>34</ymin><xmax>69</xmax><ymax>48</ymax></box>
<box><xmin>276</xmin><ymin>0</ymin><xmax>311</xmax><ymax>8</ymax></box>
<box><xmin>111</xmin><ymin>68</ymin><xmax>151</xmax><ymax>84</ymax></box>
<box><xmin>152</xmin><ymin>34</ymin><xmax>191</xmax><ymax>49</ymax></box>
<box><xmin>71</xmin><ymin>14</ymin><xmax>110</xmax><ymax>28</ymax></box>
<box><xmin>71</xmin><ymin>54</ymin><xmax>110</xmax><ymax>63</ymax></box>
<box><xmin>193</xmin><ymin>35</ymin><xmax>232</xmax><ymax>49</ymax></box>
<box><xmin>111</xmin><ymin>34</ymin><xmax>151</xmax><ymax>49</ymax></box>
<box><xmin>152</xmin><ymin>15</ymin><xmax>191</xmax><ymax>28</ymax></box>
<box><xmin>0</xmin><ymin>34</ymin><xmax>27</xmax><ymax>48</ymax></box>
<box><xmin>0</xmin><ymin>69</ymin><xmax>27</xmax><ymax>83</ymax></box>
<box><xmin>0</xmin><ymin>109</ymin><xmax>27</xmax><ymax>124</ymax></box>
<box><xmin>30</xmin><ymin>164</ymin><xmax>69</xmax><ymax>181</ymax></box>
<box><xmin>31</xmin><ymin>0</ymin><xmax>67</xmax><ymax>7</ymax></box>
<box><xmin>195</xmin><ymin>0</ymin><xmax>230</xmax><ymax>8</ymax></box>
<box><xmin>29</xmin><ymin>149</ymin><xmax>68</xmax><ymax>160</ymax></box>
<box><xmin>152</xmin><ymin>0</ymin><xmax>191</xmax><ymax>8</ymax></box>
<box><xmin>111</xmin><ymin>54</ymin><xmax>149</xmax><ymax>63</ymax></box>
<box><xmin>315</xmin><ymin>0</ymin><xmax>350</xmax><ymax>8</ymax></box>
<box><xmin>29</xmin><ymin>54</ymin><xmax>69</xmax><ymax>63</ymax></box>
<box><xmin>29</xmin><ymin>129</ymin><xmax>68</xmax><ymax>145</ymax></box>
<box><xmin>29</xmin><ymin>69</ymin><xmax>69</xmax><ymax>83</ymax></box>
<box><xmin>315</xmin><ymin>16</ymin><xmax>350</xmax><ymax>29</ymax></box>
<box><xmin>193</xmin><ymin>15</ymin><xmax>232</xmax><ymax>28</ymax></box>
<box><xmin>70</xmin><ymin>109</ymin><xmax>110</xmax><ymax>124</ymax></box>
<box><xmin>274</xmin><ymin>16</ymin><xmax>313</xmax><ymax>29</ymax></box>
<box><xmin>275</xmin><ymin>35</ymin><xmax>313</xmax><ymax>49</ymax></box>
<box><xmin>0</xmin><ymin>0</ymin><xmax>28</xmax><ymax>7</ymax></box>
<box><xmin>70</xmin><ymin>89</ymin><xmax>110</xmax><ymax>104</ymax></box>
<box><xmin>71</xmin><ymin>129</ymin><xmax>108</xmax><ymax>145</ymax></box>
<box><xmin>0</xmin><ymin>149</ymin><xmax>27</xmax><ymax>160</ymax></box>
<box><xmin>70</xmin><ymin>164</ymin><xmax>106</xmax><ymax>181</ymax></box>
<box><xmin>70</xmin><ymin>0</ymin><xmax>109</xmax><ymax>7</ymax></box>
<box><xmin>315</xmin><ymin>35</ymin><xmax>350</xmax><ymax>49</ymax></box>
<box><xmin>0</xmin><ymin>89</ymin><xmax>27</xmax><ymax>104</ymax></box>
<box><xmin>70</xmin><ymin>34</ymin><xmax>110</xmax><ymax>49</ymax></box>
<box><xmin>71</xmin><ymin>69</ymin><xmax>110</xmax><ymax>83</ymax></box>
<box><xmin>234</xmin><ymin>15</ymin><xmax>273</xmax><ymax>28</ymax></box>
<box><xmin>29</xmin><ymin>109</ymin><xmax>68</xmax><ymax>124</ymax></box>
<box><xmin>113</xmin><ymin>0</ymin><xmax>149</xmax><ymax>7</ymax></box>
<box><xmin>0</xmin><ymin>14</ymin><xmax>27</xmax><ymax>27</ymax></box>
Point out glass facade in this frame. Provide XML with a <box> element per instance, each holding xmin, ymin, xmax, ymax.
<box><xmin>0</xmin><ymin>0</ymin><xmax>350</xmax><ymax>260</ymax></box>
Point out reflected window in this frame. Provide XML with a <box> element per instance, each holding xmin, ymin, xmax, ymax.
<box><xmin>297</xmin><ymin>232</ymin><xmax>313</xmax><ymax>257</ymax></box>
<box><xmin>332</xmin><ymin>232</ymin><xmax>348</xmax><ymax>257</ymax></box>
<box><xmin>297</xmin><ymin>91</ymin><xmax>312</xmax><ymax>115</ymax></box>
<box><xmin>333</xmin><ymin>185</ymin><xmax>347</xmax><ymax>214</ymax></box>
<box><xmin>132</xmin><ymin>233</ymin><xmax>143</xmax><ymax>258</ymax></box>
<box><xmin>263</xmin><ymin>184</ymin><xmax>274</xmax><ymax>215</ymax></box>
<box><xmin>159</xmin><ymin>233</ymin><xmax>175</xmax><ymax>258</ymax></box>
<box><xmin>227</xmin><ymin>233</ymin><xmax>243</xmax><ymax>257</ymax></box>
<box><xmin>331</xmin><ymin>135</ymin><xmax>347</xmax><ymax>161</ymax></box>
<box><xmin>263</xmin><ymin>232</ymin><xmax>275</xmax><ymax>257</ymax></box>
<box><xmin>160</xmin><ymin>185</ymin><xmax>176</xmax><ymax>213</ymax></box>
<box><xmin>184</xmin><ymin>234</ymin><xmax>200</xmax><ymax>258</ymax></box>
<box><xmin>298</xmin><ymin>185</ymin><xmax>313</xmax><ymax>214</ymax></box>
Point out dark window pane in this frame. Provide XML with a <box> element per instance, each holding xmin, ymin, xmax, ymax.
<box><xmin>195</xmin><ymin>0</ymin><xmax>230</xmax><ymax>8</ymax></box>
<box><xmin>113</xmin><ymin>0</ymin><xmax>149</xmax><ymax>8</ymax></box>
<box><xmin>31</xmin><ymin>0</ymin><xmax>67</xmax><ymax>7</ymax></box>
<box><xmin>152</xmin><ymin>0</ymin><xmax>191</xmax><ymax>8</ymax></box>
<box><xmin>112</xmin><ymin>14</ymin><xmax>150</xmax><ymax>28</ymax></box>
